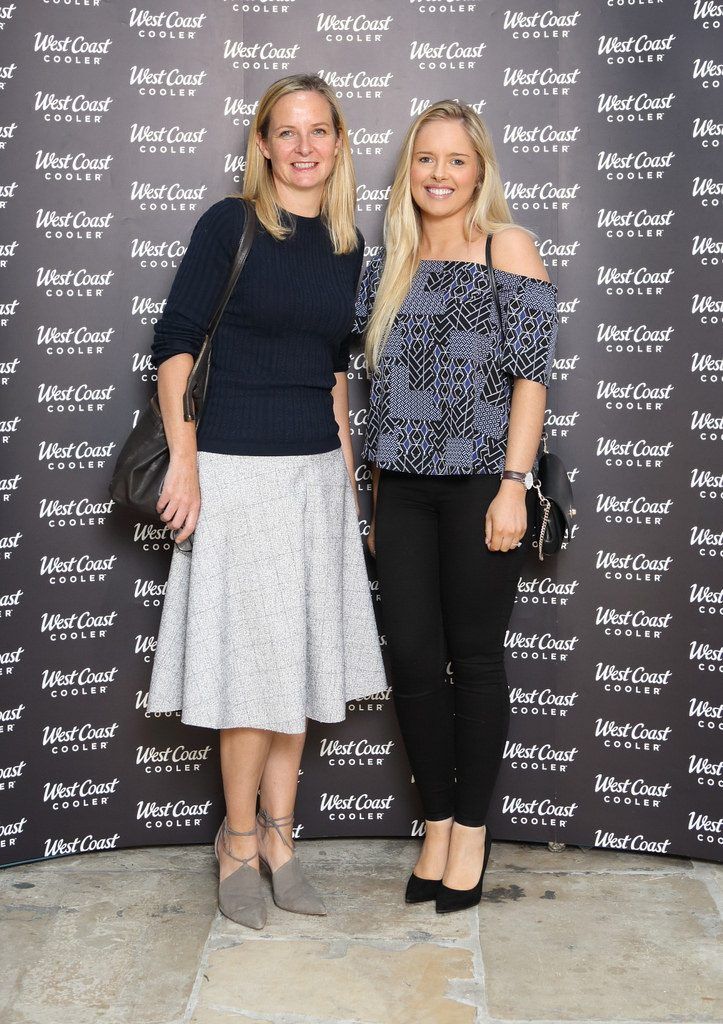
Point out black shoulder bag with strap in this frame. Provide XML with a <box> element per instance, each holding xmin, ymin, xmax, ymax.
<box><xmin>109</xmin><ymin>198</ymin><xmax>257</xmax><ymax>521</ymax></box>
<box><xmin>485</xmin><ymin>233</ymin><xmax>576</xmax><ymax>561</ymax></box>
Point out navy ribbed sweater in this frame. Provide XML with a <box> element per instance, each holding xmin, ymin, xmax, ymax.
<box><xmin>151</xmin><ymin>197</ymin><xmax>363</xmax><ymax>455</ymax></box>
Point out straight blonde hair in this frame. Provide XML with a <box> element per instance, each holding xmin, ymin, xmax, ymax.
<box><xmin>365</xmin><ymin>101</ymin><xmax>516</xmax><ymax>372</ymax></box>
<box><xmin>240</xmin><ymin>74</ymin><xmax>358</xmax><ymax>255</ymax></box>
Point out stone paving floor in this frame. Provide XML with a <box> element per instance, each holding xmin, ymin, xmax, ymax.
<box><xmin>0</xmin><ymin>839</ymin><xmax>721</xmax><ymax>1024</ymax></box>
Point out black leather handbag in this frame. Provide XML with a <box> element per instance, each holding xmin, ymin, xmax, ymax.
<box><xmin>109</xmin><ymin>198</ymin><xmax>257</xmax><ymax>520</ymax></box>
<box><xmin>485</xmin><ymin>233</ymin><xmax>575</xmax><ymax>560</ymax></box>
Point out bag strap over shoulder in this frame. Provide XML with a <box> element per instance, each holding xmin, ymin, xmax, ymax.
<box><xmin>485</xmin><ymin>233</ymin><xmax>504</xmax><ymax>337</ymax></box>
<box><xmin>183</xmin><ymin>198</ymin><xmax>258</xmax><ymax>422</ymax></box>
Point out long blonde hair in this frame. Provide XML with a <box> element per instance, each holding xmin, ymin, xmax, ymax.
<box><xmin>240</xmin><ymin>74</ymin><xmax>358</xmax><ymax>255</ymax></box>
<box><xmin>365</xmin><ymin>101</ymin><xmax>515</xmax><ymax>371</ymax></box>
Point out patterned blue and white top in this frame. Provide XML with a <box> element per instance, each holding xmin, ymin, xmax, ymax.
<box><xmin>354</xmin><ymin>253</ymin><xmax>558</xmax><ymax>476</ymax></box>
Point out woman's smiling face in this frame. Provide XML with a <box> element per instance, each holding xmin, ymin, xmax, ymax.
<box><xmin>256</xmin><ymin>90</ymin><xmax>340</xmax><ymax>206</ymax></box>
<box><xmin>410</xmin><ymin>118</ymin><xmax>481</xmax><ymax>220</ymax></box>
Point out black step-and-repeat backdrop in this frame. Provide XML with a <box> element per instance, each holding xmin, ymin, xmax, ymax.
<box><xmin>1</xmin><ymin>1</ymin><xmax>721</xmax><ymax>868</ymax></box>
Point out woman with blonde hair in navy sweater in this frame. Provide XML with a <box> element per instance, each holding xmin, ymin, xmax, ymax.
<box><xmin>147</xmin><ymin>74</ymin><xmax>386</xmax><ymax>929</ymax></box>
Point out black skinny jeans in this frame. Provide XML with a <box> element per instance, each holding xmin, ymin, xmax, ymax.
<box><xmin>375</xmin><ymin>471</ymin><xmax>531</xmax><ymax>828</ymax></box>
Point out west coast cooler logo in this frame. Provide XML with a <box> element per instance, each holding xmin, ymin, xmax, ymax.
<box><xmin>594</xmin><ymin>830</ymin><xmax>670</xmax><ymax>854</ymax></box>
<box><xmin>0</xmin><ymin>702</ymin><xmax>24</xmax><ymax>732</ymax></box>
<box><xmin>595</xmin><ymin>437</ymin><xmax>674</xmax><ymax>469</ymax></box>
<box><xmin>691</xmin><ymin>294</ymin><xmax>723</xmax><ymax>324</ymax></box>
<box><xmin>38</xmin><ymin>383</ymin><xmax>115</xmax><ymax>413</ymax></box>
<box><xmin>595</xmin><ymin>493</ymin><xmax>673</xmax><ymax>526</ymax></box>
<box><xmin>135</xmin><ymin>744</ymin><xmax>212</xmax><ymax>773</ymax></box>
<box><xmin>516</xmin><ymin>575</ymin><xmax>578</xmax><ymax>606</ymax></box>
<box><xmin>503</xmin><ymin>123</ymin><xmax>580</xmax><ymax>155</ymax></box>
<box><xmin>502</xmin><ymin>741</ymin><xmax>578</xmax><ymax>772</ymax></box>
<box><xmin>317</xmin><ymin>13</ymin><xmax>393</xmax><ymax>41</ymax></box>
<box><xmin>130</xmin><ymin>181</ymin><xmax>207</xmax><ymax>213</ymax></box>
<box><xmin>504</xmin><ymin>630</ymin><xmax>579</xmax><ymax>660</ymax></box>
<box><xmin>130</xmin><ymin>238</ymin><xmax>186</xmax><ymax>269</ymax></box>
<box><xmin>33</xmin><ymin>33</ymin><xmax>113</xmax><ymax>65</ymax></box>
<box><xmin>223</xmin><ymin>97</ymin><xmax>258</xmax><ymax>128</ymax></box>
<box><xmin>0</xmin><ymin>474</ymin><xmax>21</xmax><ymax>504</ymax></box>
<box><xmin>690</xmin><ymin>526</ymin><xmax>723</xmax><ymax>557</ymax></box>
<box><xmin>319</xmin><ymin>792</ymin><xmax>394</xmax><ymax>822</ymax></box>
<box><xmin>500</xmin><ymin>795</ymin><xmax>578</xmax><ymax>827</ymax></box>
<box><xmin>691</xmin><ymin>411</ymin><xmax>723</xmax><ymax>440</ymax></box>
<box><xmin>595</xmin><ymin>551</ymin><xmax>673</xmax><ymax>583</ymax></box>
<box><xmin>0</xmin><ymin>531</ymin><xmax>21</xmax><ymax>559</ymax></box>
<box><xmin>503</xmin><ymin>10</ymin><xmax>580</xmax><ymax>38</ymax></box>
<box><xmin>597</xmin><ymin>208</ymin><xmax>675</xmax><ymax>241</ymax></box>
<box><xmin>129</xmin><ymin>9</ymin><xmax>207</xmax><ymax>38</ymax></box>
<box><xmin>687</xmin><ymin>811</ymin><xmax>723</xmax><ymax>848</ymax></box>
<box><xmin>137</xmin><ymin>797</ymin><xmax>212</xmax><ymax>829</ymax></box>
<box><xmin>509</xmin><ymin>686</ymin><xmax>578</xmax><ymax>716</ymax></box>
<box><xmin>688</xmin><ymin>696</ymin><xmax>723</xmax><ymax>730</ymax></box>
<box><xmin>594</xmin><ymin>774</ymin><xmax>671</xmax><ymax>807</ymax></box>
<box><xmin>42</xmin><ymin>721</ymin><xmax>119</xmax><ymax>754</ymax></box>
<box><xmin>129</xmin><ymin>66</ymin><xmax>207</xmax><ymax>95</ymax></box>
<box><xmin>597</xmin><ymin>150</ymin><xmax>674</xmax><ymax>181</ymax></box>
<box><xmin>597</xmin><ymin>90</ymin><xmax>675</xmax><ymax>124</ymax></box>
<box><xmin>130</xmin><ymin>124</ymin><xmax>206</xmax><ymax>155</ymax></box>
<box><xmin>44</xmin><ymin>832</ymin><xmax>120</xmax><ymax>858</ymax></box>
<box><xmin>503</xmin><ymin>66</ymin><xmax>580</xmax><ymax>96</ymax></box>
<box><xmin>596</xmin><ymin>323</ymin><xmax>674</xmax><ymax>354</ymax></box>
<box><xmin>0</xmin><ymin>588</ymin><xmax>22</xmax><ymax>619</ymax></box>
<box><xmin>692</xmin><ymin>117</ymin><xmax>723</xmax><ymax>148</ymax></box>
<box><xmin>595</xmin><ymin>605</ymin><xmax>673</xmax><ymax>638</ymax></box>
<box><xmin>318</xmin><ymin>737</ymin><xmax>394</xmax><ymax>766</ymax></box>
<box><xmin>597</xmin><ymin>266</ymin><xmax>674</xmax><ymax>296</ymax></box>
<box><xmin>692</xmin><ymin>235</ymin><xmax>723</xmax><ymax>267</ymax></box>
<box><xmin>223</xmin><ymin>40</ymin><xmax>300</xmax><ymax>71</ymax></box>
<box><xmin>0</xmin><ymin>645</ymin><xmax>23</xmax><ymax>677</ymax></box>
<box><xmin>37</xmin><ymin>209</ymin><xmax>114</xmax><ymax>240</ymax></box>
<box><xmin>38</xmin><ymin>497</ymin><xmax>113</xmax><ymax>528</ymax></box>
<box><xmin>594</xmin><ymin>718</ymin><xmax>671</xmax><ymax>751</ymax></box>
<box><xmin>37</xmin><ymin>324</ymin><xmax>115</xmax><ymax>357</ymax></box>
<box><xmin>595</xmin><ymin>662</ymin><xmax>671</xmax><ymax>696</ymax></box>
<box><xmin>597</xmin><ymin>33</ymin><xmax>675</xmax><ymax>65</ymax></box>
<box><xmin>38</xmin><ymin>440</ymin><xmax>116</xmax><ymax>470</ymax></box>
<box><xmin>688</xmin><ymin>753</ymin><xmax>723</xmax><ymax>788</ymax></box>
<box><xmin>346</xmin><ymin>686</ymin><xmax>392</xmax><ymax>712</ymax></box>
<box><xmin>505</xmin><ymin>180</ymin><xmax>580</xmax><ymax>212</ymax></box>
<box><xmin>0</xmin><ymin>760</ymin><xmax>25</xmax><ymax>792</ymax></box>
<box><xmin>410</xmin><ymin>40</ymin><xmax>486</xmax><ymax>69</ymax></box>
<box><xmin>0</xmin><ymin>817</ymin><xmax>26</xmax><ymax>849</ymax></box>
<box><xmin>37</xmin><ymin>267</ymin><xmax>113</xmax><ymax>298</ymax></box>
<box><xmin>42</xmin><ymin>665</ymin><xmax>118</xmax><ymax>698</ymax></box>
<box><xmin>39</xmin><ymin>553</ymin><xmax>117</xmax><ymax>584</ymax></box>
<box><xmin>318</xmin><ymin>69</ymin><xmax>393</xmax><ymax>99</ymax></box>
<box><xmin>43</xmin><ymin>776</ymin><xmax>120</xmax><ymax>810</ymax></box>
<box><xmin>34</xmin><ymin>91</ymin><xmax>113</xmax><ymax>125</ymax></box>
<box><xmin>40</xmin><ymin>610</ymin><xmax>118</xmax><ymax>641</ymax></box>
<box><xmin>689</xmin><ymin>639</ymin><xmax>723</xmax><ymax>674</ymax></box>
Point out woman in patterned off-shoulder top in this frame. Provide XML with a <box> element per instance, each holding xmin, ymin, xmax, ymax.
<box><xmin>352</xmin><ymin>101</ymin><xmax>558</xmax><ymax>914</ymax></box>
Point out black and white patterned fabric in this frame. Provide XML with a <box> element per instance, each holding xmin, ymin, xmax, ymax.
<box><xmin>356</xmin><ymin>254</ymin><xmax>558</xmax><ymax>476</ymax></box>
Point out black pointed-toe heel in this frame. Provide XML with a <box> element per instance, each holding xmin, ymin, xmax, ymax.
<box><xmin>405</xmin><ymin>871</ymin><xmax>442</xmax><ymax>904</ymax></box>
<box><xmin>435</xmin><ymin>827</ymin><xmax>493</xmax><ymax>914</ymax></box>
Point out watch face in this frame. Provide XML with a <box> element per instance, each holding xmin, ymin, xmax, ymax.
<box><xmin>524</xmin><ymin>472</ymin><xmax>533</xmax><ymax>490</ymax></box>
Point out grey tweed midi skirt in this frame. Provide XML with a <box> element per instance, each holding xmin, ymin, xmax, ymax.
<box><xmin>147</xmin><ymin>447</ymin><xmax>388</xmax><ymax>732</ymax></box>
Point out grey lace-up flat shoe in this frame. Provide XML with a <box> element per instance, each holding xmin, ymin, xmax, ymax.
<box><xmin>256</xmin><ymin>809</ymin><xmax>327</xmax><ymax>916</ymax></box>
<box><xmin>214</xmin><ymin>818</ymin><xmax>267</xmax><ymax>930</ymax></box>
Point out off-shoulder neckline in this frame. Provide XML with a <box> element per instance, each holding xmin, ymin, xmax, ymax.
<box><xmin>417</xmin><ymin>259</ymin><xmax>555</xmax><ymax>287</ymax></box>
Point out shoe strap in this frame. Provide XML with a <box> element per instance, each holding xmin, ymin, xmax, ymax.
<box><xmin>221</xmin><ymin>818</ymin><xmax>259</xmax><ymax>866</ymax></box>
<box><xmin>257</xmin><ymin>808</ymin><xmax>295</xmax><ymax>852</ymax></box>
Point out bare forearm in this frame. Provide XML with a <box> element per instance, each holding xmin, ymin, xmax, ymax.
<box><xmin>331</xmin><ymin>372</ymin><xmax>356</xmax><ymax>490</ymax></box>
<box><xmin>157</xmin><ymin>353</ymin><xmax>197</xmax><ymax>459</ymax></box>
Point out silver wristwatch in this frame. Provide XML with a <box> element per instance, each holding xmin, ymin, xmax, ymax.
<box><xmin>501</xmin><ymin>470</ymin><xmax>533</xmax><ymax>489</ymax></box>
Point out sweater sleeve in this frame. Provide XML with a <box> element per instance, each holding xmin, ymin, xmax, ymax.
<box><xmin>151</xmin><ymin>198</ymin><xmax>246</xmax><ymax>367</ymax></box>
<box><xmin>333</xmin><ymin>232</ymin><xmax>366</xmax><ymax>373</ymax></box>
